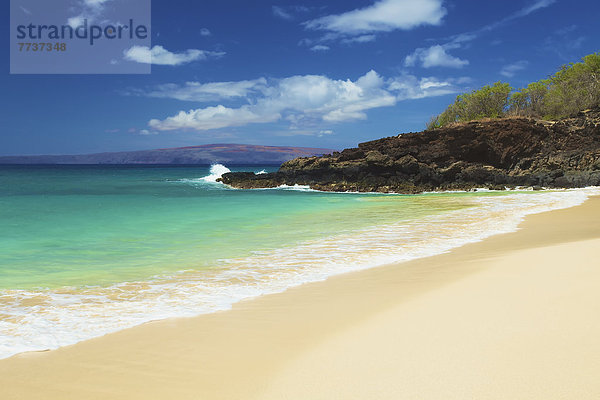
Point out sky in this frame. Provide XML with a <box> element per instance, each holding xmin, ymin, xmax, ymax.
<box><xmin>1</xmin><ymin>0</ymin><xmax>599</xmax><ymax>155</ymax></box>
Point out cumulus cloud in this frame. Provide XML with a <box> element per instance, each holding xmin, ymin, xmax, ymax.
<box><xmin>149</xmin><ymin>105</ymin><xmax>281</xmax><ymax>131</ymax></box>
<box><xmin>146</xmin><ymin>70</ymin><xmax>463</xmax><ymax>132</ymax></box>
<box><xmin>500</xmin><ymin>61</ymin><xmax>529</xmax><ymax>77</ymax></box>
<box><xmin>123</xmin><ymin>45</ymin><xmax>225</xmax><ymax>66</ymax></box>
<box><xmin>304</xmin><ymin>0</ymin><xmax>445</xmax><ymax>35</ymax></box>
<box><xmin>200</xmin><ymin>28</ymin><xmax>211</xmax><ymax>36</ymax></box>
<box><xmin>404</xmin><ymin>45</ymin><xmax>469</xmax><ymax>68</ymax></box>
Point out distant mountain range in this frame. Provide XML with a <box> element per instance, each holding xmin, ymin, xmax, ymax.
<box><xmin>0</xmin><ymin>144</ymin><xmax>336</xmax><ymax>165</ymax></box>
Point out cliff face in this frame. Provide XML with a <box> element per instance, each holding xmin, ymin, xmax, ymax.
<box><xmin>219</xmin><ymin>109</ymin><xmax>600</xmax><ymax>193</ymax></box>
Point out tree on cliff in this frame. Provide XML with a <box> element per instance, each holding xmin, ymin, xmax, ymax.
<box><xmin>508</xmin><ymin>80</ymin><xmax>548</xmax><ymax>117</ymax></box>
<box><xmin>539</xmin><ymin>52</ymin><xmax>600</xmax><ymax>118</ymax></box>
<box><xmin>427</xmin><ymin>82</ymin><xmax>512</xmax><ymax>129</ymax></box>
<box><xmin>428</xmin><ymin>52</ymin><xmax>600</xmax><ymax>129</ymax></box>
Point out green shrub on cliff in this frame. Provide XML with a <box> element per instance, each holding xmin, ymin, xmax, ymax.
<box><xmin>508</xmin><ymin>80</ymin><xmax>549</xmax><ymax>117</ymax></box>
<box><xmin>428</xmin><ymin>52</ymin><xmax>600</xmax><ymax>129</ymax></box>
<box><xmin>427</xmin><ymin>82</ymin><xmax>512</xmax><ymax>129</ymax></box>
<box><xmin>538</xmin><ymin>52</ymin><xmax>600</xmax><ymax>118</ymax></box>
<box><xmin>509</xmin><ymin>52</ymin><xmax>600</xmax><ymax>118</ymax></box>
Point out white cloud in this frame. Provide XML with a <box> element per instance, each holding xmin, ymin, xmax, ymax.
<box><xmin>67</xmin><ymin>0</ymin><xmax>111</xmax><ymax>28</ymax></box>
<box><xmin>272</xmin><ymin>5</ymin><xmax>293</xmax><ymax>20</ymax></box>
<box><xmin>84</xmin><ymin>0</ymin><xmax>110</xmax><ymax>7</ymax></box>
<box><xmin>139</xmin><ymin>129</ymin><xmax>158</xmax><ymax>135</ymax></box>
<box><xmin>273</xmin><ymin>5</ymin><xmax>312</xmax><ymax>20</ymax></box>
<box><xmin>200</xmin><ymin>28</ymin><xmax>212</xmax><ymax>36</ymax></box>
<box><xmin>149</xmin><ymin>105</ymin><xmax>280</xmax><ymax>131</ymax></box>
<box><xmin>444</xmin><ymin>0</ymin><xmax>557</xmax><ymax>46</ymax></box>
<box><xmin>300</xmin><ymin>33</ymin><xmax>376</xmax><ymax>49</ymax></box>
<box><xmin>500</xmin><ymin>61</ymin><xmax>528</xmax><ymax>77</ymax></box>
<box><xmin>341</xmin><ymin>34</ymin><xmax>376</xmax><ymax>44</ymax></box>
<box><xmin>310</xmin><ymin>45</ymin><xmax>330</xmax><ymax>52</ymax></box>
<box><xmin>141</xmin><ymin>79</ymin><xmax>268</xmax><ymax>102</ymax></box>
<box><xmin>298</xmin><ymin>38</ymin><xmax>313</xmax><ymax>47</ymax></box>
<box><xmin>67</xmin><ymin>15</ymin><xmax>85</xmax><ymax>29</ymax></box>
<box><xmin>514</xmin><ymin>0</ymin><xmax>556</xmax><ymax>18</ymax></box>
<box><xmin>404</xmin><ymin>45</ymin><xmax>469</xmax><ymax>68</ymax></box>
<box><xmin>123</xmin><ymin>45</ymin><xmax>225</xmax><ymax>66</ymax></box>
<box><xmin>146</xmin><ymin>70</ymin><xmax>463</xmax><ymax>132</ymax></box>
<box><xmin>403</xmin><ymin>0</ymin><xmax>556</xmax><ymax>70</ymax></box>
<box><xmin>304</xmin><ymin>0</ymin><xmax>445</xmax><ymax>35</ymax></box>
<box><xmin>388</xmin><ymin>75</ymin><xmax>463</xmax><ymax>100</ymax></box>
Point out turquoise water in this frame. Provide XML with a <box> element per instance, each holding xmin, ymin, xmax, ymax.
<box><xmin>0</xmin><ymin>164</ymin><xmax>467</xmax><ymax>289</ymax></box>
<box><xmin>0</xmin><ymin>165</ymin><xmax>595</xmax><ymax>359</ymax></box>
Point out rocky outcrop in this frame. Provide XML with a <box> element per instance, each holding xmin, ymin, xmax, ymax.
<box><xmin>219</xmin><ymin>109</ymin><xmax>600</xmax><ymax>193</ymax></box>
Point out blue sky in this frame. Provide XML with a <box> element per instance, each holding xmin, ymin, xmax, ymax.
<box><xmin>1</xmin><ymin>0</ymin><xmax>599</xmax><ymax>155</ymax></box>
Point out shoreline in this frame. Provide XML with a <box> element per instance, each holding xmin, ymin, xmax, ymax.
<box><xmin>1</xmin><ymin>189</ymin><xmax>593</xmax><ymax>360</ymax></box>
<box><xmin>2</xmin><ymin>196</ymin><xmax>600</xmax><ymax>399</ymax></box>
<box><xmin>247</xmin><ymin>184</ymin><xmax>566</xmax><ymax>193</ymax></box>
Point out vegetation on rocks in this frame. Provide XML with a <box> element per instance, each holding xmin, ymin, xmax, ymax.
<box><xmin>427</xmin><ymin>52</ymin><xmax>600</xmax><ymax>129</ymax></box>
<box><xmin>427</xmin><ymin>82</ymin><xmax>512</xmax><ymax>129</ymax></box>
<box><xmin>220</xmin><ymin>108</ymin><xmax>600</xmax><ymax>193</ymax></box>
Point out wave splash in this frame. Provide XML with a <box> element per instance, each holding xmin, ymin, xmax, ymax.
<box><xmin>201</xmin><ymin>164</ymin><xmax>231</xmax><ymax>183</ymax></box>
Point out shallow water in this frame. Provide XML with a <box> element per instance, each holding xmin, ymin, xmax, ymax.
<box><xmin>0</xmin><ymin>164</ymin><xmax>596</xmax><ymax>358</ymax></box>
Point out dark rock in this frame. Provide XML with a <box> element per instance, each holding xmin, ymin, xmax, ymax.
<box><xmin>219</xmin><ymin>108</ymin><xmax>600</xmax><ymax>193</ymax></box>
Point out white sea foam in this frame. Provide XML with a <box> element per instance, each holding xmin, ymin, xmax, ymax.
<box><xmin>200</xmin><ymin>164</ymin><xmax>231</xmax><ymax>182</ymax></box>
<box><xmin>1</xmin><ymin>188</ymin><xmax>598</xmax><ymax>359</ymax></box>
<box><xmin>249</xmin><ymin>184</ymin><xmax>318</xmax><ymax>192</ymax></box>
<box><xmin>256</xmin><ymin>169</ymin><xmax>267</xmax><ymax>175</ymax></box>
<box><xmin>173</xmin><ymin>164</ymin><xmax>232</xmax><ymax>186</ymax></box>
<box><xmin>273</xmin><ymin>184</ymin><xmax>316</xmax><ymax>191</ymax></box>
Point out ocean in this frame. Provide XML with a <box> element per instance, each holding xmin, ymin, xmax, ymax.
<box><xmin>0</xmin><ymin>164</ymin><xmax>596</xmax><ymax>359</ymax></box>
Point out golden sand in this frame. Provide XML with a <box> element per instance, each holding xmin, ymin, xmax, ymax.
<box><xmin>2</xmin><ymin>197</ymin><xmax>600</xmax><ymax>399</ymax></box>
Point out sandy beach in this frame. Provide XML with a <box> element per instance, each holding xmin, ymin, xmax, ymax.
<box><xmin>2</xmin><ymin>196</ymin><xmax>600</xmax><ymax>400</ymax></box>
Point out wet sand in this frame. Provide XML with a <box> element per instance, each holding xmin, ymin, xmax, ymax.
<box><xmin>2</xmin><ymin>197</ymin><xmax>600</xmax><ymax>400</ymax></box>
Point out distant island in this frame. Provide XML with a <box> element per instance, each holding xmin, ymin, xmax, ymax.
<box><xmin>220</xmin><ymin>52</ymin><xmax>600</xmax><ymax>193</ymax></box>
<box><xmin>0</xmin><ymin>144</ymin><xmax>335</xmax><ymax>165</ymax></box>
